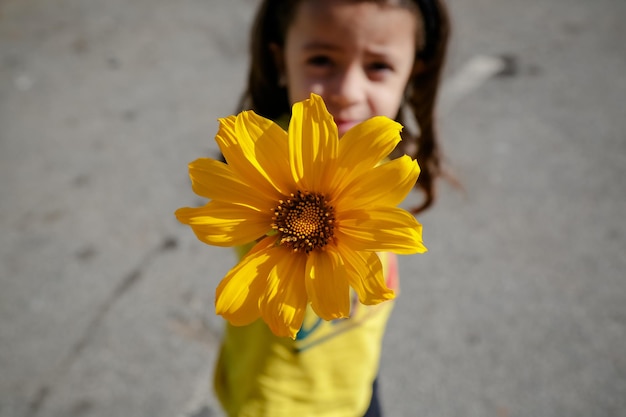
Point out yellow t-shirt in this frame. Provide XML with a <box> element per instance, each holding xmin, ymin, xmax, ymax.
<box><xmin>213</xmin><ymin>251</ymin><xmax>399</xmax><ymax>417</ymax></box>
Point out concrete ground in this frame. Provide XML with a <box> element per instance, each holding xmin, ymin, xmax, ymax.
<box><xmin>1</xmin><ymin>0</ymin><xmax>625</xmax><ymax>416</ymax></box>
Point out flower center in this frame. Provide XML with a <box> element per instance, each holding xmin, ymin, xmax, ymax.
<box><xmin>272</xmin><ymin>190</ymin><xmax>335</xmax><ymax>253</ymax></box>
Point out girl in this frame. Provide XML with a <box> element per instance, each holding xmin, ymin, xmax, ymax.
<box><xmin>213</xmin><ymin>0</ymin><xmax>450</xmax><ymax>416</ymax></box>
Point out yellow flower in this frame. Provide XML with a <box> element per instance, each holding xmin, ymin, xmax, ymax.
<box><xmin>175</xmin><ymin>94</ymin><xmax>426</xmax><ymax>338</ymax></box>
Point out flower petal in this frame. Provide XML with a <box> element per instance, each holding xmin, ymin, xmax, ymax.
<box><xmin>336</xmin><ymin>155</ymin><xmax>419</xmax><ymax>209</ymax></box>
<box><xmin>215</xmin><ymin>115</ymin><xmax>285</xmax><ymax>200</ymax></box>
<box><xmin>331</xmin><ymin>116</ymin><xmax>402</xmax><ymax>195</ymax></box>
<box><xmin>236</xmin><ymin>111</ymin><xmax>294</xmax><ymax>195</ymax></box>
<box><xmin>335</xmin><ymin>246</ymin><xmax>395</xmax><ymax>305</ymax></box>
<box><xmin>288</xmin><ymin>94</ymin><xmax>338</xmax><ymax>191</ymax></box>
<box><xmin>215</xmin><ymin>237</ymin><xmax>277</xmax><ymax>326</ymax></box>
<box><xmin>305</xmin><ymin>249</ymin><xmax>351</xmax><ymax>320</ymax></box>
<box><xmin>188</xmin><ymin>158</ymin><xmax>275</xmax><ymax>210</ymax></box>
<box><xmin>175</xmin><ymin>201</ymin><xmax>270</xmax><ymax>247</ymax></box>
<box><xmin>336</xmin><ymin>207</ymin><xmax>427</xmax><ymax>254</ymax></box>
<box><xmin>259</xmin><ymin>246</ymin><xmax>308</xmax><ymax>338</ymax></box>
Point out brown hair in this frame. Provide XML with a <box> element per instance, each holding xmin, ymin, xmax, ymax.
<box><xmin>238</xmin><ymin>0</ymin><xmax>451</xmax><ymax>213</ymax></box>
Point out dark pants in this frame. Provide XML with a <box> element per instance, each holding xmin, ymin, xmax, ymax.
<box><xmin>363</xmin><ymin>378</ymin><xmax>382</xmax><ymax>417</ymax></box>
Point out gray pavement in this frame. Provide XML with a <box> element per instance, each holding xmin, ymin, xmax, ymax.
<box><xmin>1</xmin><ymin>0</ymin><xmax>625</xmax><ymax>417</ymax></box>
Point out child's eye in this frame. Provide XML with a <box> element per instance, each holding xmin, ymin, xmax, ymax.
<box><xmin>306</xmin><ymin>55</ymin><xmax>333</xmax><ymax>67</ymax></box>
<box><xmin>368</xmin><ymin>61</ymin><xmax>393</xmax><ymax>72</ymax></box>
<box><xmin>367</xmin><ymin>61</ymin><xmax>393</xmax><ymax>81</ymax></box>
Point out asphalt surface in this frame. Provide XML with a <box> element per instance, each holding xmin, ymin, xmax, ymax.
<box><xmin>1</xmin><ymin>0</ymin><xmax>625</xmax><ymax>417</ymax></box>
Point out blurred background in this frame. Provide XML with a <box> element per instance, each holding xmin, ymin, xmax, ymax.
<box><xmin>1</xmin><ymin>0</ymin><xmax>625</xmax><ymax>416</ymax></box>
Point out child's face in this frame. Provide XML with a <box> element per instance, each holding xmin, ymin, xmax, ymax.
<box><xmin>280</xmin><ymin>0</ymin><xmax>419</xmax><ymax>136</ymax></box>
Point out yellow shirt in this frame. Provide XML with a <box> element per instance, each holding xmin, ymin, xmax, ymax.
<box><xmin>214</xmin><ymin>251</ymin><xmax>399</xmax><ymax>417</ymax></box>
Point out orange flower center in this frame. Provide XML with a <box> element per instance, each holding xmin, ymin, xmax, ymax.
<box><xmin>272</xmin><ymin>190</ymin><xmax>335</xmax><ymax>253</ymax></box>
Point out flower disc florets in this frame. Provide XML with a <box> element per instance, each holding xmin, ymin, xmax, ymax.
<box><xmin>272</xmin><ymin>190</ymin><xmax>335</xmax><ymax>253</ymax></box>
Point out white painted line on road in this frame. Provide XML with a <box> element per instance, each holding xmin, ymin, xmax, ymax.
<box><xmin>439</xmin><ymin>54</ymin><xmax>507</xmax><ymax>114</ymax></box>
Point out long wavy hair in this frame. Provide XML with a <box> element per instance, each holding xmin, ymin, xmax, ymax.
<box><xmin>238</xmin><ymin>0</ymin><xmax>451</xmax><ymax>213</ymax></box>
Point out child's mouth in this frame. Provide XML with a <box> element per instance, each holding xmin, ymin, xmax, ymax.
<box><xmin>334</xmin><ymin>119</ymin><xmax>359</xmax><ymax>135</ymax></box>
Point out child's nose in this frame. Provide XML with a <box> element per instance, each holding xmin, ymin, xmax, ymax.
<box><xmin>331</xmin><ymin>66</ymin><xmax>366</xmax><ymax>106</ymax></box>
